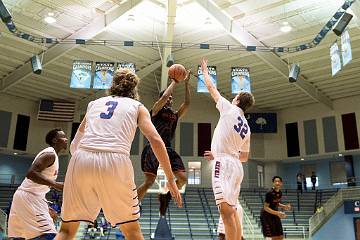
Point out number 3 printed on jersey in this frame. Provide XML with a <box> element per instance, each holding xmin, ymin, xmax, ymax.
<box><xmin>234</xmin><ymin>116</ymin><xmax>248</xmax><ymax>139</ymax></box>
<box><xmin>100</xmin><ymin>101</ymin><xmax>118</xmax><ymax>119</ymax></box>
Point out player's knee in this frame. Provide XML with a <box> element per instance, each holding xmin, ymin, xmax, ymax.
<box><xmin>144</xmin><ymin>175</ymin><xmax>156</xmax><ymax>187</ymax></box>
<box><xmin>175</xmin><ymin>172</ymin><xmax>187</xmax><ymax>185</ymax></box>
<box><xmin>219</xmin><ymin>204</ymin><xmax>236</xmax><ymax>222</ymax></box>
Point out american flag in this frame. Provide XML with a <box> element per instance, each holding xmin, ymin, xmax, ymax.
<box><xmin>38</xmin><ymin>100</ymin><xmax>75</xmax><ymax>122</ymax></box>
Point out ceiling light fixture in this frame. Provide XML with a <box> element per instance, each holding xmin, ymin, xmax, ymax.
<box><xmin>280</xmin><ymin>21</ymin><xmax>292</xmax><ymax>33</ymax></box>
<box><xmin>300</xmin><ymin>158</ymin><xmax>304</xmax><ymax>161</ymax></box>
<box><xmin>204</xmin><ymin>17</ymin><xmax>212</xmax><ymax>25</ymax></box>
<box><xmin>127</xmin><ymin>13</ymin><xmax>135</xmax><ymax>21</ymax></box>
<box><xmin>44</xmin><ymin>12</ymin><xmax>56</xmax><ymax>24</ymax></box>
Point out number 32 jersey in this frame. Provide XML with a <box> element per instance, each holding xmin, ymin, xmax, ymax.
<box><xmin>80</xmin><ymin>96</ymin><xmax>142</xmax><ymax>154</ymax></box>
<box><xmin>211</xmin><ymin>96</ymin><xmax>251</xmax><ymax>156</ymax></box>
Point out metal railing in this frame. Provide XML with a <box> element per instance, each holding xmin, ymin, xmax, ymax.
<box><xmin>283</xmin><ymin>225</ymin><xmax>306</xmax><ymax>239</ymax></box>
<box><xmin>309</xmin><ymin>187</ymin><xmax>360</xmax><ymax>236</ymax></box>
<box><xmin>242</xmin><ymin>208</ymin><xmax>255</xmax><ymax>240</ymax></box>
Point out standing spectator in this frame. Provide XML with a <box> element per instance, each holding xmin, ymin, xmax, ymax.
<box><xmin>311</xmin><ymin>172</ymin><xmax>317</xmax><ymax>190</ymax></box>
<box><xmin>296</xmin><ymin>173</ymin><xmax>303</xmax><ymax>194</ymax></box>
<box><xmin>303</xmin><ymin>174</ymin><xmax>307</xmax><ymax>192</ymax></box>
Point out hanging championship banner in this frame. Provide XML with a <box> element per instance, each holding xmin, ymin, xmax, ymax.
<box><xmin>197</xmin><ymin>65</ymin><xmax>217</xmax><ymax>93</ymax></box>
<box><xmin>69</xmin><ymin>60</ymin><xmax>92</xmax><ymax>89</ymax></box>
<box><xmin>93</xmin><ymin>62</ymin><xmax>115</xmax><ymax>89</ymax></box>
<box><xmin>231</xmin><ymin>67</ymin><xmax>251</xmax><ymax>94</ymax></box>
<box><xmin>117</xmin><ymin>62</ymin><xmax>136</xmax><ymax>73</ymax></box>
<box><xmin>330</xmin><ymin>42</ymin><xmax>341</xmax><ymax>76</ymax></box>
<box><xmin>341</xmin><ymin>30</ymin><xmax>352</xmax><ymax>66</ymax></box>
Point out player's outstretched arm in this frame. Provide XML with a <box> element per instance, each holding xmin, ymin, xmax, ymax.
<box><xmin>201</xmin><ymin>58</ymin><xmax>221</xmax><ymax>103</ymax></box>
<box><xmin>70</xmin><ymin>117</ymin><xmax>86</xmax><ymax>155</ymax></box>
<box><xmin>151</xmin><ymin>80</ymin><xmax>177</xmax><ymax>117</ymax></box>
<box><xmin>138</xmin><ymin>105</ymin><xmax>183</xmax><ymax>208</ymax></box>
<box><xmin>26</xmin><ymin>153</ymin><xmax>63</xmax><ymax>191</ymax></box>
<box><xmin>177</xmin><ymin>70</ymin><xmax>191</xmax><ymax>119</ymax></box>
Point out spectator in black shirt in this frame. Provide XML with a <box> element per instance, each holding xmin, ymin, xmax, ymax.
<box><xmin>311</xmin><ymin>172</ymin><xmax>317</xmax><ymax>190</ymax></box>
<box><xmin>260</xmin><ymin>176</ymin><xmax>291</xmax><ymax>240</ymax></box>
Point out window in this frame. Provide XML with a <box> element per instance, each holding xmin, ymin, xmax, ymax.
<box><xmin>188</xmin><ymin>162</ymin><xmax>201</xmax><ymax>185</ymax></box>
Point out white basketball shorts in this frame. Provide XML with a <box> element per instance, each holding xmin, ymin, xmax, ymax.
<box><xmin>8</xmin><ymin>190</ymin><xmax>56</xmax><ymax>239</ymax></box>
<box><xmin>61</xmin><ymin>149</ymin><xmax>140</xmax><ymax>226</ymax></box>
<box><xmin>212</xmin><ymin>154</ymin><xmax>243</xmax><ymax>207</ymax></box>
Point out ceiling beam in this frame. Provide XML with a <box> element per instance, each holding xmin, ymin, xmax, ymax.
<box><xmin>160</xmin><ymin>0</ymin><xmax>177</xmax><ymax>90</ymax></box>
<box><xmin>351</xmin><ymin>0</ymin><xmax>360</xmax><ymax>26</ymax></box>
<box><xmin>0</xmin><ymin>0</ymin><xmax>143</xmax><ymax>92</ymax></box>
<box><xmin>196</xmin><ymin>0</ymin><xmax>333</xmax><ymax>110</ymax></box>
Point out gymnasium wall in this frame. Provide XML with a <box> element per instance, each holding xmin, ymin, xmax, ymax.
<box><xmin>311</xmin><ymin>205</ymin><xmax>359</xmax><ymax>240</ymax></box>
<box><xmin>0</xmin><ymin>93</ymin><xmax>71</xmax><ymax>154</ymax></box>
<box><xmin>265</xmin><ymin>95</ymin><xmax>360</xmax><ymax>160</ymax></box>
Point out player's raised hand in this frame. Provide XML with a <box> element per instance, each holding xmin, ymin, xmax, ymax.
<box><xmin>204</xmin><ymin>150</ymin><xmax>214</xmax><ymax>161</ymax></box>
<box><xmin>184</xmin><ymin>70</ymin><xmax>191</xmax><ymax>83</ymax></box>
<box><xmin>201</xmin><ymin>58</ymin><xmax>209</xmax><ymax>76</ymax></box>
<box><xmin>166</xmin><ymin>180</ymin><xmax>183</xmax><ymax>208</ymax></box>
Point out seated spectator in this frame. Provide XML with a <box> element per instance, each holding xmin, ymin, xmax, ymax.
<box><xmin>87</xmin><ymin>223</ymin><xmax>97</xmax><ymax>239</ymax></box>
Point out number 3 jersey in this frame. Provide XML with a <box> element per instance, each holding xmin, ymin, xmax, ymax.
<box><xmin>211</xmin><ymin>96</ymin><xmax>251</xmax><ymax>157</ymax></box>
<box><xmin>79</xmin><ymin>96</ymin><xmax>142</xmax><ymax>154</ymax></box>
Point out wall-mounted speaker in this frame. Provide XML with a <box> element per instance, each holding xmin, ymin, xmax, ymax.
<box><xmin>289</xmin><ymin>63</ymin><xmax>300</xmax><ymax>83</ymax></box>
<box><xmin>0</xmin><ymin>0</ymin><xmax>11</xmax><ymax>23</ymax></box>
<box><xmin>333</xmin><ymin>12</ymin><xmax>353</xmax><ymax>36</ymax></box>
<box><xmin>31</xmin><ymin>55</ymin><xmax>42</xmax><ymax>75</ymax></box>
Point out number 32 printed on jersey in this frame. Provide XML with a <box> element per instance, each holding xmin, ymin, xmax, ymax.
<box><xmin>234</xmin><ymin>116</ymin><xmax>248</xmax><ymax>139</ymax></box>
<box><xmin>100</xmin><ymin>101</ymin><xmax>118</xmax><ymax>119</ymax></box>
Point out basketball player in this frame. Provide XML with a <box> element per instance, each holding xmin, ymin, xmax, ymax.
<box><xmin>55</xmin><ymin>69</ymin><xmax>182</xmax><ymax>240</ymax></box>
<box><xmin>137</xmin><ymin>70</ymin><xmax>191</xmax><ymax>216</ymax></box>
<box><xmin>204</xmin><ymin>150</ymin><xmax>245</xmax><ymax>240</ymax></box>
<box><xmin>8</xmin><ymin>128</ymin><xmax>68</xmax><ymax>240</ymax></box>
<box><xmin>201</xmin><ymin>58</ymin><xmax>254</xmax><ymax>240</ymax></box>
<box><xmin>260</xmin><ymin>176</ymin><xmax>291</xmax><ymax>240</ymax></box>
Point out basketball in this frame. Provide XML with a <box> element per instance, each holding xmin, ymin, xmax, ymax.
<box><xmin>168</xmin><ymin>64</ymin><xmax>187</xmax><ymax>82</ymax></box>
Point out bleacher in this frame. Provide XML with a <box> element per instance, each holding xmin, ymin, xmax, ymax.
<box><xmin>241</xmin><ymin>188</ymin><xmax>338</xmax><ymax>239</ymax></box>
<box><xmin>0</xmin><ymin>184</ymin><xmax>338</xmax><ymax>239</ymax></box>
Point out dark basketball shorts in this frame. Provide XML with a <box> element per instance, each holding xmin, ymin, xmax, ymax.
<box><xmin>260</xmin><ymin>210</ymin><xmax>283</xmax><ymax>237</ymax></box>
<box><xmin>141</xmin><ymin>144</ymin><xmax>185</xmax><ymax>175</ymax></box>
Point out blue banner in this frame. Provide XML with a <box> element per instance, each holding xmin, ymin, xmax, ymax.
<box><xmin>341</xmin><ymin>30</ymin><xmax>352</xmax><ymax>66</ymax></box>
<box><xmin>197</xmin><ymin>65</ymin><xmax>217</xmax><ymax>93</ymax></box>
<box><xmin>69</xmin><ymin>60</ymin><xmax>92</xmax><ymax>89</ymax></box>
<box><xmin>231</xmin><ymin>67</ymin><xmax>251</xmax><ymax>94</ymax></box>
<box><xmin>117</xmin><ymin>62</ymin><xmax>136</xmax><ymax>73</ymax></box>
<box><xmin>330</xmin><ymin>42</ymin><xmax>341</xmax><ymax>76</ymax></box>
<box><xmin>245</xmin><ymin>113</ymin><xmax>277</xmax><ymax>133</ymax></box>
<box><xmin>93</xmin><ymin>62</ymin><xmax>115</xmax><ymax>89</ymax></box>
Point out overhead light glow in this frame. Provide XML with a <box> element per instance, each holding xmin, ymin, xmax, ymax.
<box><xmin>280</xmin><ymin>21</ymin><xmax>292</xmax><ymax>32</ymax></box>
<box><xmin>44</xmin><ymin>15</ymin><xmax>56</xmax><ymax>24</ymax></box>
<box><xmin>300</xmin><ymin>158</ymin><xmax>304</xmax><ymax>161</ymax></box>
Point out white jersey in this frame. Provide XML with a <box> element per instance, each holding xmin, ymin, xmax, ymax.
<box><xmin>18</xmin><ymin>147</ymin><xmax>58</xmax><ymax>197</ymax></box>
<box><xmin>211</xmin><ymin>96</ymin><xmax>251</xmax><ymax>157</ymax></box>
<box><xmin>80</xmin><ymin>96</ymin><xmax>142</xmax><ymax>154</ymax></box>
